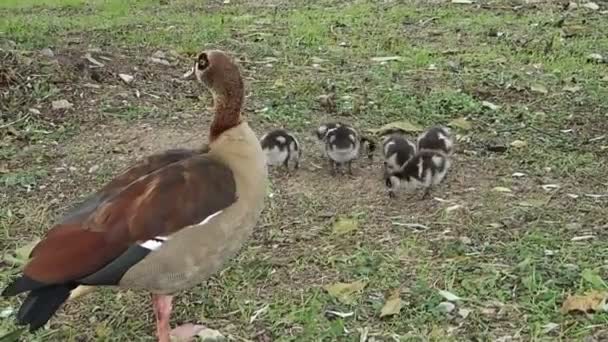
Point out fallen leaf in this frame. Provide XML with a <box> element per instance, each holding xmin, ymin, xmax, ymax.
<box><xmin>148</xmin><ymin>57</ymin><xmax>171</xmax><ymax>66</ymax></box>
<box><xmin>587</xmin><ymin>53</ymin><xmax>606</xmax><ymax>63</ymax></box>
<box><xmin>512</xmin><ymin>172</ymin><xmax>526</xmax><ymax>177</ymax></box>
<box><xmin>458</xmin><ymin>308</ymin><xmax>471</xmax><ymax>319</ymax></box>
<box><xmin>492</xmin><ymin>186</ymin><xmax>512</xmax><ymax>193</ymax></box>
<box><xmin>84</xmin><ymin>53</ymin><xmax>105</xmax><ymax>67</ymax></box>
<box><xmin>560</xmin><ymin>291</ymin><xmax>608</xmax><ymax>314</ymax></box>
<box><xmin>0</xmin><ymin>307</ymin><xmax>13</xmax><ymax>318</ymax></box>
<box><xmin>324</xmin><ymin>280</ymin><xmax>367</xmax><ymax>304</ymax></box>
<box><xmin>541</xmin><ymin>184</ymin><xmax>560</xmax><ymax>191</ymax></box>
<box><xmin>563</xmin><ymin>85</ymin><xmax>581</xmax><ymax>93</ymax></box>
<box><xmin>542</xmin><ymin>322</ymin><xmax>559</xmax><ymax>334</ymax></box>
<box><xmin>582</xmin><ymin>2</ymin><xmax>600</xmax><ymax>10</ymax></box>
<box><xmin>581</xmin><ymin>269</ymin><xmax>608</xmax><ymax>289</ymax></box>
<box><xmin>52</xmin><ymin>99</ymin><xmax>73</xmax><ymax>110</ymax></box>
<box><xmin>367</xmin><ymin>120</ymin><xmax>423</xmax><ymax>135</ymax></box>
<box><xmin>333</xmin><ymin>217</ymin><xmax>359</xmax><ymax>235</ymax></box>
<box><xmin>481</xmin><ymin>101</ymin><xmax>500</xmax><ymax>110</ymax></box>
<box><xmin>325</xmin><ymin>310</ymin><xmax>354</xmax><ymax>319</ymax></box>
<box><xmin>437</xmin><ymin>301</ymin><xmax>456</xmax><ymax>313</ymax></box>
<box><xmin>370</xmin><ymin>56</ymin><xmax>402</xmax><ymax>62</ymax></box>
<box><xmin>451</xmin><ymin>0</ymin><xmax>474</xmax><ymax>3</ymax></box>
<box><xmin>510</xmin><ymin>140</ymin><xmax>528</xmax><ymax>148</ymax></box>
<box><xmin>438</xmin><ymin>289</ymin><xmax>462</xmax><ymax>302</ymax></box>
<box><xmin>571</xmin><ymin>235</ymin><xmax>595</xmax><ymax>241</ymax></box>
<box><xmin>196</xmin><ymin>327</ymin><xmax>226</xmax><ymax>342</ymax></box>
<box><xmin>448</xmin><ymin>117</ymin><xmax>472</xmax><ymax>131</ymax></box>
<box><xmin>530</xmin><ymin>84</ymin><xmax>548</xmax><ymax>94</ymax></box>
<box><xmin>445</xmin><ymin>204</ymin><xmax>463</xmax><ymax>213</ymax></box>
<box><xmin>518</xmin><ymin>199</ymin><xmax>547</xmax><ymax>207</ymax></box>
<box><xmin>119</xmin><ymin>74</ymin><xmax>134</xmax><ymax>83</ymax></box>
<box><xmin>380</xmin><ymin>290</ymin><xmax>402</xmax><ymax>317</ymax></box>
<box><xmin>3</xmin><ymin>238</ymin><xmax>40</xmax><ymax>266</ymax></box>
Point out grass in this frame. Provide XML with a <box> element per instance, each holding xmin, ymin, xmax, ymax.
<box><xmin>1</xmin><ymin>0</ymin><xmax>608</xmax><ymax>340</ymax></box>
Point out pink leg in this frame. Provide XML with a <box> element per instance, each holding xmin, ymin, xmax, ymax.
<box><xmin>152</xmin><ymin>294</ymin><xmax>173</xmax><ymax>342</ymax></box>
<box><xmin>151</xmin><ymin>294</ymin><xmax>206</xmax><ymax>342</ymax></box>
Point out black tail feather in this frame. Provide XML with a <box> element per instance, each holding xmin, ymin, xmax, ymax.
<box><xmin>15</xmin><ymin>284</ymin><xmax>75</xmax><ymax>332</ymax></box>
<box><xmin>2</xmin><ymin>276</ymin><xmax>49</xmax><ymax>297</ymax></box>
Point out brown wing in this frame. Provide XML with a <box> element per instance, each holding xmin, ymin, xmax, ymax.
<box><xmin>14</xmin><ymin>154</ymin><xmax>235</xmax><ymax>287</ymax></box>
<box><xmin>58</xmin><ymin>146</ymin><xmax>209</xmax><ymax>226</ymax></box>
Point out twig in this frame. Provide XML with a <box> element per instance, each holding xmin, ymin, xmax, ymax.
<box><xmin>0</xmin><ymin>113</ymin><xmax>30</xmax><ymax>129</ymax></box>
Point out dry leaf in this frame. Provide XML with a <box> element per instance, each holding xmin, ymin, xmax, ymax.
<box><xmin>448</xmin><ymin>117</ymin><xmax>472</xmax><ymax>131</ymax></box>
<box><xmin>481</xmin><ymin>101</ymin><xmax>500</xmax><ymax>110</ymax></box>
<box><xmin>451</xmin><ymin>0</ymin><xmax>475</xmax><ymax>3</ymax></box>
<box><xmin>438</xmin><ymin>289</ymin><xmax>462</xmax><ymax>302</ymax></box>
<box><xmin>380</xmin><ymin>290</ymin><xmax>402</xmax><ymax>317</ymax></box>
<box><xmin>119</xmin><ymin>74</ymin><xmax>134</xmax><ymax>83</ymax></box>
<box><xmin>437</xmin><ymin>301</ymin><xmax>455</xmax><ymax>313</ymax></box>
<box><xmin>510</xmin><ymin>140</ymin><xmax>528</xmax><ymax>148</ymax></box>
<box><xmin>52</xmin><ymin>99</ymin><xmax>73</xmax><ymax>110</ymax></box>
<box><xmin>367</xmin><ymin>120</ymin><xmax>423</xmax><ymax>135</ymax></box>
<box><xmin>582</xmin><ymin>2</ymin><xmax>600</xmax><ymax>10</ymax></box>
<box><xmin>492</xmin><ymin>186</ymin><xmax>512</xmax><ymax>193</ymax></box>
<box><xmin>563</xmin><ymin>85</ymin><xmax>581</xmax><ymax>93</ymax></box>
<box><xmin>560</xmin><ymin>291</ymin><xmax>608</xmax><ymax>314</ymax></box>
<box><xmin>3</xmin><ymin>238</ymin><xmax>40</xmax><ymax>266</ymax></box>
<box><xmin>324</xmin><ymin>280</ymin><xmax>367</xmax><ymax>304</ymax></box>
<box><xmin>333</xmin><ymin>217</ymin><xmax>358</xmax><ymax>235</ymax></box>
<box><xmin>370</xmin><ymin>56</ymin><xmax>402</xmax><ymax>62</ymax></box>
<box><xmin>530</xmin><ymin>84</ymin><xmax>548</xmax><ymax>94</ymax></box>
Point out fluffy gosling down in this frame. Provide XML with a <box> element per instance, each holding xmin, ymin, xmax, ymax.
<box><xmin>260</xmin><ymin>129</ymin><xmax>301</xmax><ymax>172</ymax></box>
<box><xmin>316</xmin><ymin>122</ymin><xmax>375</xmax><ymax>175</ymax></box>
<box><xmin>385</xmin><ymin>126</ymin><xmax>454</xmax><ymax>199</ymax></box>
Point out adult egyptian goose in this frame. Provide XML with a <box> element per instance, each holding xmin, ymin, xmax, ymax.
<box><xmin>1</xmin><ymin>50</ymin><xmax>268</xmax><ymax>342</ymax></box>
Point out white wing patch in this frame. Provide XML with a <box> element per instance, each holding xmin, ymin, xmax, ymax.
<box><xmin>276</xmin><ymin>136</ymin><xmax>287</xmax><ymax>144</ymax></box>
<box><xmin>196</xmin><ymin>210</ymin><xmax>223</xmax><ymax>226</ymax></box>
<box><xmin>140</xmin><ymin>236</ymin><xmax>169</xmax><ymax>251</ymax></box>
<box><xmin>139</xmin><ymin>210</ymin><xmax>224</xmax><ymax>251</ymax></box>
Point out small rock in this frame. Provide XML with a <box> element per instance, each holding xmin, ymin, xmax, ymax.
<box><xmin>567</xmin><ymin>2</ymin><xmax>578</xmax><ymax>9</ymax></box>
<box><xmin>68</xmin><ymin>166</ymin><xmax>77</xmax><ymax>172</ymax></box>
<box><xmin>28</xmin><ymin>108</ymin><xmax>41</xmax><ymax>115</ymax></box>
<box><xmin>52</xmin><ymin>99</ymin><xmax>73</xmax><ymax>110</ymax></box>
<box><xmin>88</xmin><ymin>165</ymin><xmax>100</xmax><ymax>174</ymax></box>
<box><xmin>512</xmin><ymin>172</ymin><xmax>526</xmax><ymax>177</ymax></box>
<box><xmin>582</xmin><ymin>2</ymin><xmax>600</xmax><ymax>10</ymax></box>
<box><xmin>437</xmin><ymin>302</ymin><xmax>456</xmax><ymax>313</ymax></box>
<box><xmin>40</xmin><ymin>48</ymin><xmax>54</xmax><ymax>57</ymax></box>
<box><xmin>119</xmin><ymin>73</ymin><xmax>134</xmax><ymax>83</ymax></box>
